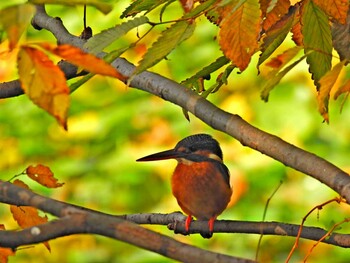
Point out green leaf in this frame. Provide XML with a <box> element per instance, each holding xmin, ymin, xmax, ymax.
<box><xmin>121</xmin><ymin>0</ymin><xmax>172</xmax><ymax>18</ymax></box>
<box><xmin>182</xmin><ymin>56</ymin><xmax>231</xmax><ymax>87</ymax></box>
<box><xmin>258</xmin><ymin>5</ymin><xmax>298</xmax><ymax>68</ymax></box>
<box><xmin>317</xmin><ymin>60</ymin><xmax>346</xmax><ymax>123</ymax></box>
<box><xmin>0</xmin><ymin>3</ymin><xmax>35</xmax><ymax>49</ymax></box>
<box><xmin>132</xmin><ymin>20</ymin><xmax>195</xmax><ymax>76</ymax></box>
<box><xmin>301</xmin><ymin>0</ymin><xmax>332</xmax><ymax>88</ymax></box>
<box><xmin>202</xmin><ymin>64</ymin><xmax>235</xmax><ymax>97</ymax></box>
<box><xmin>261</xmin><ymin>54</ymin><xmax>307</xmax><ymax>101</ymax></box>
<box><xmin>28</xmin><ymin>0</ymin><xmax>113</xmax><ymax>14</ymax></box>
<box><xmin>84</xmin><ymin>16</ymin><xmax>149</xmax><ymax>55</ymax></box>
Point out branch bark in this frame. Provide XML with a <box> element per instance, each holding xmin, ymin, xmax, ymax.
<box><xmin>0</xmin><ymin>180</ymin><xmax>253</xmax><ymax>263</ymax></box>
<box><xmin>0</xmin><ymin>180</ymin><xmax>349</xmax><ymax>255</ymax></box>
<box><xmin>0</xmin><ymin>180</ymin><xmax>350</xmax><ymax>253</ymax></box>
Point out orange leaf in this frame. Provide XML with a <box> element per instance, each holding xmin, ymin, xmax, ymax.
<box><xmin>10</xmin><ymin>180</ymin><xmax>50</xmax><ymax>251</ymax></box>
<box><xmin>26</xmin><ymin>164</ymin><xmax>64</xmax><ymax>188</ymax></box>
<box><xmin>0</xmin><ymin>4</ymin><xmax>35</xmax><ymax>50</ymax></box>
<box><xmin>313</xmin><ymin>0</ymin><xmax>349</xmax><ymax>24</ymax></box>
<box><xmin>0</xmin><ymin>225</ymin><xmax>15</xmax><ymax>262</ymax></box>
<box><xmin>317</xmin><ymin>60</ymin><xmax>346</xmax><ymax>123</ymax></box>
<box><xmin>38</xmin><ymin>43</ymin><xmax>126</xmax><ymax>81</ymax></box>
<box><xmin>291</xmin><ymin>16</ymin><xmax>302</xmax><ymax>45</ymax></box>
<box><xmin>262</xmin><ymin>0</ymin><xmax>290</xmax><ymax>31</ymax></box>
<box><xmin>17</xmin><ymin>46</ymin><xmax>69</xmax><ymax>130</ymax></box>
<box><xmin>219</xmin><ymin>0</ymin><xmax>261</xmax><ymax>71</ymax></box>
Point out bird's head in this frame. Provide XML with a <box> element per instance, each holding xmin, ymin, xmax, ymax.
<box><xmin>136</xmin><ymin>134</ymin><xmax>223</xmax><ymax>164</ymax></box>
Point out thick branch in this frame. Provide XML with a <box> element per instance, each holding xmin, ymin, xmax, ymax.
<box><xmin>123</xmin><ymin>213</ymin><xmax>350</xmax><ymax>248</ymax></box>
<box><xmin>1</xmin><ymin>180</ymin><xmax>350</xmax><ymax>250</ymax></box>
<box><xmin>0</xmin><ymin>180</ymin><xmax>253</xmax><ymax>263</ymax></box>
<box><xmin>0</xmin><ymin>6</ymin><xmax>350</xmax><ymax>202</ymax></box>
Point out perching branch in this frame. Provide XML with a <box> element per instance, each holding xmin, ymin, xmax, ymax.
<box><xmin>0</xmin><ymin>180</ymin><xmax>253</xmax><ymax>263</ymax></box>
<box><xmin>1</xmin><ymin>180</ymin><xmax>350</xmax><ymax>254</ymax></box>
<box><xmin>124</xmin><ymin>213</ymin><xmax>350</xmax><ymax>248</ymax></box>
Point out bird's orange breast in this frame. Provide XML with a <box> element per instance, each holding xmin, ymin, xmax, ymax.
<box><xmin>171</xmin><ymin>161</ymin><xmax>232</xmax><ymax>220</ymax></box>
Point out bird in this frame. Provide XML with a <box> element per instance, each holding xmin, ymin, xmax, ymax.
<box><xmin>136</xmin><ymin>134</ymin><xmax>232</xmax><ymax>238</ymax></box>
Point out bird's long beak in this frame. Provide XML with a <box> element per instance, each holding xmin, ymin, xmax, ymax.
<box><xmin>136</xmin><ymin>149</ymin><xmax>187</xmax><ymax>162</ymax></box>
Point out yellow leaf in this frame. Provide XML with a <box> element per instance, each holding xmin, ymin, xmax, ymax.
<box><xmin>10</xmin><ymin>180</ymin><xmax>50</xmax><ymax>251</ymax></box>
<box><xmin>0</xmin><ymin>4</ymin><xmax>35</xmax><ymax>50</ymax></box>
<box><xmin>17</xmin><ymin>46</ymin><xmax>70</xmax><ymax>130</ymax></box>
<box><xmin>38</xmin><ymin>43</ymin><xmax>126</xmax><ymax>81</ymax></box>
<box><xmin>317</xmin><ymin>60</ymin><xmax>346</xmax><ymax>123</ymax></box>
<box><xmin>334</xmin><ymin>78</ymin><xmax>350</xmax><ymax>100</ymax></box>
<box><xmin>219</xmin><ymin>0</ymin><xmax>261</xmax><ymax>71</ymax></box>
<box><xmin>26</xmin><ymin>164</ymin><xmax>64</xmax><ymax>188</ymax></box>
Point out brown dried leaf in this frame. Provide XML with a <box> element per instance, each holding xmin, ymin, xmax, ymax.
<box><xmin>332</xmin><ymin>10</ymin><xmax>350</xmax><ymax>61</ymax></box>
<box><xmin>10</xmin><ymin>180</ymin><xmax>51</xmax><ymax>251</ymax></box>
<box><xmin>26</xmin><ymin>164</ymin><xmax>64</xmax><ymax>188</ymax></box>
<box><xmin>291</xmin><ymin>5</ymin><xmax>302</xmax><ymax>46</ymax></box>
<box><xmin>313</xmin><ymin>0</ymin><xmax>349</xmax><ymax>24</ymax></box>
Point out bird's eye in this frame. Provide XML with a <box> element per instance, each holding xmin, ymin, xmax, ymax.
<box><xmin>182</xmin><ymin>148</ymin><xmax>191</xmax><ymax>153</ymax></box>
<box><xmin>177</xmin><ymin>146</ymin><xmax>191</xmax><ymax>153</ymax></box>
<box><xmin>186</xmin><ymin>147</ymin><xmax>196</xmax><ymax>153</ymax></box>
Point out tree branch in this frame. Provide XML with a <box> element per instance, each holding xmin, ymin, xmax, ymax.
<box><xmin>0</xmin><ymin>5</ymin><xmax>350</xmax><ymax>203</ymax></box>
<box><xmin>0</xmin><ymin>180</ymin><xmax>253</xmax><ymax>263</ymax></box>
<box><xmin>1</xmin><ymin>180</ymin><xmax>350</xmax><ymax>251</ymax></box>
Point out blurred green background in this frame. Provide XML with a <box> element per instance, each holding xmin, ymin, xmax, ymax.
<box><xmin>1</xmin><ymin>1</ymin><xmax>350</xmax><ymax>262</ymax></box>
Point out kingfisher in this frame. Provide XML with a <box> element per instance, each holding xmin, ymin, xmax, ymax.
<box><xmin>137</xmin><ymin>134</ymin><xmax>232</xmax><ymax>238</ymax></box>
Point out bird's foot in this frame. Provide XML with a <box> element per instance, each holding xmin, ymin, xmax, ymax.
<box><xmin>208</xmin><ymin>217</ymin><xmax>216</xmax><ymax>233</ymax></box>
<box><xmin>185</xmin><ymin>215</ymin><xmax>193</xmax><ymax>233</ymax></box>
<box><xmin>199</xmin><ymin>217</ymin><xmax>217</xmax><ymax>238</ymax></box>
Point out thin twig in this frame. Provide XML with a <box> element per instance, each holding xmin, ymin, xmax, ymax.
<box><xmin>285</xmin><ymin>197</ymin><xmax>346</xmax><ymax>262</ymax></box>
<box><xmin>255</xmin><ymin>180</ymin><xmax>283</xmax><ymax>261</ymax></box>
